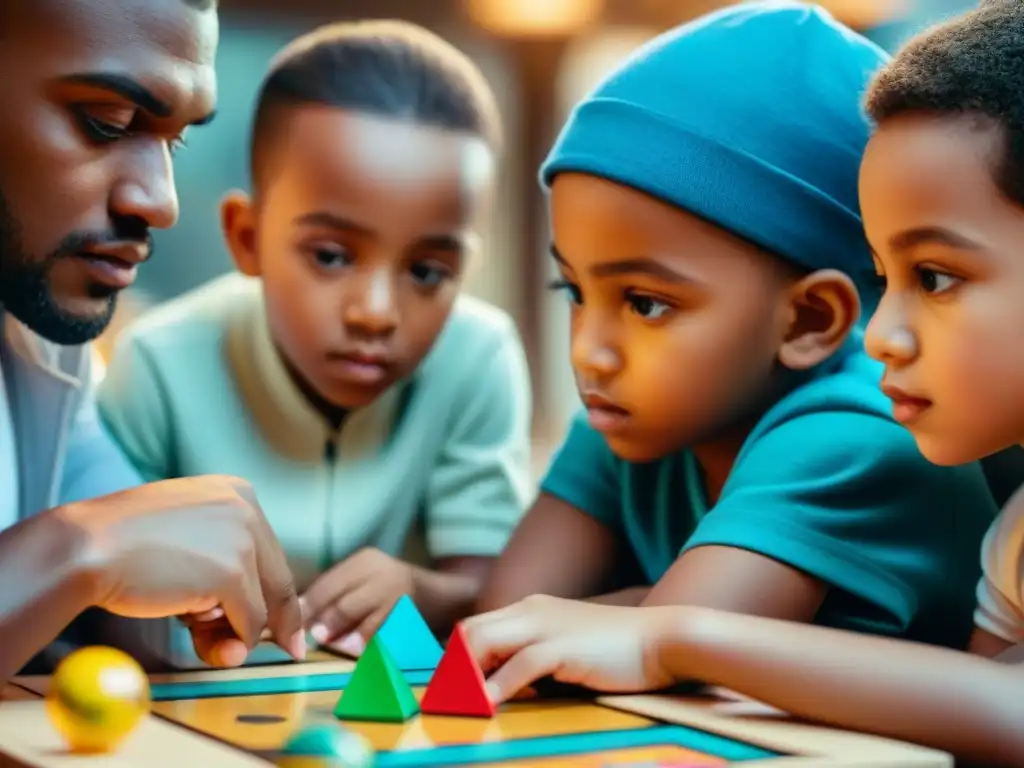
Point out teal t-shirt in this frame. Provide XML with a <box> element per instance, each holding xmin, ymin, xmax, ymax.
<box><xmin>541</xmin><ymin>347</ymin><xmax>997</xmax><ymax>649</ymax></box>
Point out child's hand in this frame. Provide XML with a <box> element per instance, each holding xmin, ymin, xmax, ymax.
<box><xmin>462</xmin><ymin>595</ymin><xmax>682</xmax><ymax>704</ymax></box>
<box><xmin>300</xmin><ymin>548</ymin><xmax>416</xmax><ymax>656</ymax></box>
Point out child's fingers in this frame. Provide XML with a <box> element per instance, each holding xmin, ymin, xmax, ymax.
<box><xmin>461</xmin><ymin>612</ymin><xmax>543</xmax><ymax>674</ymax></box>
<box><xmin>320</xmin><ymin>602</ymin><xmax>392</xmax><ymax>658</ymax></box>
<box><xmin>300</xmin><ymin>563</ymin><xmax>368</xmax><ymax>627</ymax></box>
<box><xmin>307</xmin><ymin>582</ymin><xmax>379</xmax><ymax>646</ymax></box>
<box><xmin>509</xmin><ymin>685</ymin><xmax>539</xmax><ymax>701</ymax></box>
<box><xmin>324</xmin><ymin>632</ymin><xmax>366</xmax><ymax>658</ymax></box>
<box><xmin>461</xmin><ymin>601</ymin><xmax>527</xmax><ymax>631</ymax></box>
<box><xmin>354</xmin><ymin>604</ymin><xmax>393</xmax><ymax>645</ymax></box>
<box><xmin>484</xmin><ymin>642</ymin><xmax>563</xmax><ymax>705</ymax></box>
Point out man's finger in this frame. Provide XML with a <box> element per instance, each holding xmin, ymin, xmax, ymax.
<box><xmin>190</xmin><ymin>606</ymin><xmax>225</xmax><ymax>623</ymax></box>
<box><xmin>218</xmin><ymin>542</ymin><xmax>267</xmax><ymax>651</ymax></box>
<box><xmin>189</xmin><ymin>618</ymin><xmax>249</xmax><ymax>668</ymax></box>
<box><xmin>235</xmin><ymin>483</ymin><xmax>304</xmax><ymax>659</ymax></box>
<box><xmin>485</xmin><ymin>643</ymin><xmax>562</xmax><ymax>705</ymax></box>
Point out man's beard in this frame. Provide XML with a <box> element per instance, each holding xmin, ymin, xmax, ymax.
<box><xmin>0</xmin><ymin>189</ymin><xmax>148</xmax><ymax>346</ymax></box>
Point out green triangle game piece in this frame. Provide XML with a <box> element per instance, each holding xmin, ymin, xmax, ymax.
<box><xmin>334</xmin><ymin>636</ymin><xmax>420</xmax><ymax>723</ymax></box>
<box><xmin>376</xmin><ymin>594</ymin><xmax>443</xmax><ymax>671</ymax></box>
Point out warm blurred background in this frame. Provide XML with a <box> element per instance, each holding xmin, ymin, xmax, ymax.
<box><xmin>95</xmin><ymin>0</ymin><xmax>977</xmax><ymax>469</ymax></box>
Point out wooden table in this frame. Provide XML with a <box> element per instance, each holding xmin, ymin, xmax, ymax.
<box><xmin>0</xmin><ymin>646</ymin><xmax>952</xmax><ymax>767</ymax></box>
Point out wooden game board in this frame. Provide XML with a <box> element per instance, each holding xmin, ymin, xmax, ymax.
<box><xmin>0</xmin><ymin>647</ymin><xmax>953</xmax><ymax>767</ymax></box>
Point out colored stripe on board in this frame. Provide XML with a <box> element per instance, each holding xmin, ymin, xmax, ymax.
<box><xmin>149</xmin><ymin>669</ymin><xmax>435</xmax><ymax>701</ymax></box>
<box><xmin>370</xmin><ymin>725</ymin><xmax>779</xmax><ymax>766</ymax></box>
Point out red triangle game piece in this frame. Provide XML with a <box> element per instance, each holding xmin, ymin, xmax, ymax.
<box><xmin>420</xmin><ymin>623</ymin><xmax>495</xmax><ymax>717</ymax></box>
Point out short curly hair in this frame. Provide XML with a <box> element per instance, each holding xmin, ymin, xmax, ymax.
<box><xmin>865</xmin><ymin>0</ymin><xmax>1024</xmax><ymax>206</ymax></box>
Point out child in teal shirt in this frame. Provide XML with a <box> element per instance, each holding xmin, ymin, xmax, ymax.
<box><xmin>98</xmin><ymin>20</ymin><xmax>532</xmax><ymax>658</ymax></box>
<box><xmin>477</xmin><ymin>1</ymin><xmax>997</xmax><ymax>651</ymax></box>
<box><xmin>466</xmin><ymin>4</ymin><xmax>1024</xmax><ymax>764</ymax></box>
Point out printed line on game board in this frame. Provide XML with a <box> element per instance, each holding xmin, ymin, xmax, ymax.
<box><xmin>345</xmin><ymin>725</ymin><xmax>777</xmax><ymax>766</ymax></box>
<box><xmin>149</xmin><ymin>669</ymin><xmax>435</xmax><ymax>701</ymax></box>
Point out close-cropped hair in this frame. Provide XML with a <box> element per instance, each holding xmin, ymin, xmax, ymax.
<box><xmin>249</xmin><ymin>19</ymin><xmax>503</xmax><ymax>187</ymax></box>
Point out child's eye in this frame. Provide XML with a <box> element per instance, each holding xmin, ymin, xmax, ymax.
<box><xmin>547</xmin><ymin>279</ymin><xmax>582</xmax><ymax>305</ymax></box>
<box><xmin>312</xmin><ymin>246</ymin><xmax>353</xmax><ymax>269</ymax></box>
<box><xmin>626</xmin><ymin>291</ymin><xmax>671</xmax><ymax>320</ymax></box>
<box><xmin>915</xmin><ymin>266</ymin><xmax>959</xmax><ymax>295</ymax></box>
<box><xmin>410</xmin><ymin>261</ymin><xmax>450</xmax><ymax>287</ymax></box>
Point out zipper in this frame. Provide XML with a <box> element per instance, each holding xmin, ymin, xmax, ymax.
<box><xmin>320</xmin><ymin>432</ymin><xmax>339</xmax><ymax>573</ymax></box>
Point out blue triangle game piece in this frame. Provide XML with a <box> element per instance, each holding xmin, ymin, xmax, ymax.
<box><xmin>374</xmin><ymin>595</ymin><xmax>443</xmax><ymax>671</ymax></box>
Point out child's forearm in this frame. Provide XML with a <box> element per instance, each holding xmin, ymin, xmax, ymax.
<box><xmin>412</xmin><ymin>559</ymin><xmax>490</xmax><ymax>634</ymax></box>
<box><xmin>663</xmin><ymin>608</ymin><xmax>1024</xmax><ymax>766</ymax></box>
<box><xmin>588</xmin><ymin>587</ymin><xmax>650</xmax><ymax>606</ymax></box>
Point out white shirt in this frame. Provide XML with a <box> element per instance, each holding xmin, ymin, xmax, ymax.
<box><xmin>0</xmin><ymin>347</ymin><xmax>19</xmax><ymax>530</ymax></box>
<box><xmin>975</xmin><ymin>493</ymin><xmax>1024</xmax><ymax>642</ymax></box>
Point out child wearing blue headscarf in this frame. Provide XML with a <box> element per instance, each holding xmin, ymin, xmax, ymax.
<box><xmin>477</xmin><ymin>1</ymin><xmax>997</xmax><ymax>653</ymax></box>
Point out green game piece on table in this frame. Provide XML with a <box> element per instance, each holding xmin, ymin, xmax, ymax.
<box><xmin>334</xmin><ymin>636</ymin><xmax>420</xmax><ymax>723</ymax></box>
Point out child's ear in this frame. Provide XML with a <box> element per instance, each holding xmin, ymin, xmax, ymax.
<box><xmin>220</xmin><ymin>190</ymin><xmax>260</xmax><ymax>277</ymax></box>
<box><xmin>778</xmin><ymin>269</ymin><xmax>861</xmax><ymax>370</ymax></box>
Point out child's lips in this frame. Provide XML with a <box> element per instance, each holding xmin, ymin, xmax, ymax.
<box><xmin>881</xmin><ymin>384</ymin><xmax>932</xmax><ymax>425</ymax></box>
<box><xmin>581</xmin><ymin>392</ymin><xmax>632</xmax><ymax>433</ymax></box>
<box><xmin>324</xmin><ymin>351</ymin><xmax>394</xmax><ymax>385</ymax></box>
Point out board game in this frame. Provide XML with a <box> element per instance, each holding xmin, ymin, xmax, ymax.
<box><xmin>0</xmin><ymin>598</ymin><xmax>954</xmax><ymax>767</ymax></box>
<box><xmin>0</xmin><ymin>656</ymin><xmax>954</xmax><ymax>767</ymax></box>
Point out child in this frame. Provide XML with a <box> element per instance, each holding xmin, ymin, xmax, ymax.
<box><xmin>97</xmin><ymin>20</ymin><xmax>533</xmax><ymax>656</ymax></box>
<box><xmin>464</xmin><ymin>2</ymin><xmax>1024</xmax><ymax>764</ymax></box>
<box><xmin>476</xmin><ymin>1</ymin><xmax>1000</xmax><ymax>652</ymax></box>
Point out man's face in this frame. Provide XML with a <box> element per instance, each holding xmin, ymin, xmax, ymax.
<box><xmin>0</xmin><ymin>0</ymin><xmax>217</xmax><ymax>344</ymax></box>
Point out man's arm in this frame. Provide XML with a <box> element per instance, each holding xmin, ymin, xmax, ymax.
<box><xmin>0</xmin><ymin>509</ymin><xmax>98</xmax><ymax>683</ymax></box>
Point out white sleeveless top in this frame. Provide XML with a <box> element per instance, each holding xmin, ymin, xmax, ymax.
<box><xmin>975</xmin><ymin>492</ymin><xmax>1024</xmax><ymax>642</ymax></box>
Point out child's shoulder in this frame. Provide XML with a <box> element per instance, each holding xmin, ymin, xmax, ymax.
<box><xmin>735</xmin><ymin>343</ymin><xmax>959</xmax><ymax>479</ymax></box>
<box><xmin>116</xmin><ymin>273</ymin><xmax>258</xmax><ymax>356</ymax></box>
<box><xmin>976</xmin><ymin>483</ymin><xmax>1024</xmax><ymax>643</ymax></box>
<box><xmin>418</xmin><ymin>294</ymin><xmax>523</xmax><ymax>375</ymax></box>
<box><xmin>754</xmin><ymin>344</ymin><xmax>893</xmax><ymax>437</ymax></box>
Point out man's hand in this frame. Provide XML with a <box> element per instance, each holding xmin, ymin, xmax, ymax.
<box><xmin>300</xmin><ymin>548</ymin><xmax>416</xmax><ymax>656</ymax></box>
<box><xmin>60</xmin><ymin>475</ymin><xmax>304</xmax><ymax>668</ymax></box>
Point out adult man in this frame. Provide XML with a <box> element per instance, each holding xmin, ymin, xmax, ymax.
<box><xmin>0</xmin><ymin>0</ymin><xmax>304</xmax><ymax>684</ymax></box>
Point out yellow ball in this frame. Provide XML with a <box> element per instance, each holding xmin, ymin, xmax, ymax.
<box><xmin>45</xmin><ymin>646</ymin><xmax>150</xmax><ymax>753</ymax></box>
